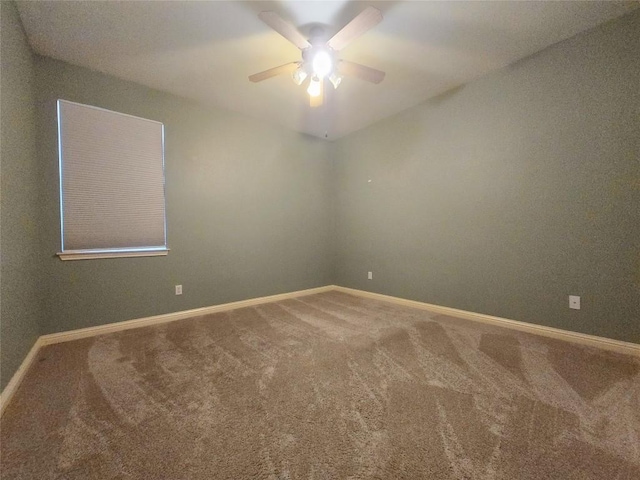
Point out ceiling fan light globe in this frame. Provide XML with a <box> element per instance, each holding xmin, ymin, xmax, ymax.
<box><xmin>307</xmin><ymin>75</ymin><xmax>322</xmax><ymax>97</ymax></box>
<box><xmin>329</xmin><ymin>73</ymin><xmax>342</xmax><ymax>89</ymax></box>
<box><xmin>292</xmin><ymin>67</ymin><xmax>308</xmax><ymax>85</ymax></box>
<box><xmin>312</xmin><ymin>51</ymin><xmax>332</xmax><ymax>78</ymax></box>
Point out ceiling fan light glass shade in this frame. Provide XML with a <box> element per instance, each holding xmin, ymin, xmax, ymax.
<box><xmin>312</xmin><ymin>50</ymin><xmax>332</xmax><ymax>78</ymax></box>
<box><xmin>292</xmin><ymin>67</ymin><xmax>308</xmax><ymax>85</ymax></box>
<box><xmin>329</xmin><ymin>73</ymin><xmax>343</xmax><ymax>89</ymax></box>
<box><xmin>307</xmin><ymin>75</ymin><xmax>322</xmax><ymax>97</ymax></box>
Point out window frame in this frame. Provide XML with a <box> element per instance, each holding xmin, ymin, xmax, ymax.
<box><xmin>56</xmin><ymin>99</ymin><xmax>169</xmax><ymax>261</ymax></box>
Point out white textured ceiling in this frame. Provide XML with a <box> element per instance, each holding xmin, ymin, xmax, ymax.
<box><xmin>16</xmin><ymin>1</ymin><xmax>639</xmax><ymax>139</ymax></box>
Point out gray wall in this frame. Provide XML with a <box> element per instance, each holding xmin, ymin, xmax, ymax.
<box><xmin>0</xmin><ymin>1</ymin><xmax>42</xmax><ymax>390</ymax></box>
<box><xmin>333</xmin><ymin>11</ymin><xmax>640</xmax><ymax>343</ymax></box>
<box><xmin>34</xmin><ymin>57</ymin><xmax>333</xmax><ymax>335</ymax></box>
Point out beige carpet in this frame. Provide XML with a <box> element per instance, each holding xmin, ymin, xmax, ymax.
<box><xmin>1</xmin><ymin>291</ymin><xmax>639</xmax><ymax>479</ymax></box>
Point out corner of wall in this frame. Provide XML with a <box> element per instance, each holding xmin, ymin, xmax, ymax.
<box><xmin>0</xmin><ymin>0</ymin><xmax>44</xmax><ymax>391</ymax></box>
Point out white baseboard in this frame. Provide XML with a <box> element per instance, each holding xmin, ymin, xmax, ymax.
<box><xmin>2</xmin><ymin>283</ymin><xmax>638</xmax><ymax>418</ymax></box>
<box><xmin>39</xmin><ymin>285</ymin><xmax>334</xmax><ymax>346</ymax></box>
<box><xmin>0</xmin><ymin>337</ymin><xmax>43</xmax><ymax>417</ymax></box>
<box><xmin>333</xmin><ymin>286</ymin><xmax>640</xmax><ymax>357</ymax></box>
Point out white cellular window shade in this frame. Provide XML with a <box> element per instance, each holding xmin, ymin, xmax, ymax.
<box><xmin>57</xmin><ymin>100</ymin><xmax>167</xmax><ymax>260</ymax></box>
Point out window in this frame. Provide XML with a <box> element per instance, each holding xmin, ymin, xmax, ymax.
<box><xmin>57</xmin><ymin>100</ymin><xmax>167</xmax><ymax>260</ymax></box>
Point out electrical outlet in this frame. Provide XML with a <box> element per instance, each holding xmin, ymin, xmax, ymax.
<box><xmin>569</xmin><ymin>295</ymin><xmax>580</xmax><ymax>310</ymax></box>
<box><xmin>368</xmin><ymin>271</ymin><xmax>373</xmax><ymax>280</ymax></box>
<box><xmin>175</xmin><ymin>285</ymin><xmax>182</xmax><ymax>295</ymax></box>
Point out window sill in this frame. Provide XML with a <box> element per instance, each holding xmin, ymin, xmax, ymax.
<box><xmin>57</xmin><ymin>248</ymin><xmax>169</xmax><ymax>261</ymax></box>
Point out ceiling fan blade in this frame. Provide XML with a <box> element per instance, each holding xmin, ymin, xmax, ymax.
<box><xmin>310</xmin><ymin>79</ymin><xmax>324</xmax><ymax>108</ymax></box>
<box><xmin>249</xmin><ymin>62</ymin><xmax>299</xmax><ymax>83</ymax></box>
<box><xmin>327</xmin><ymin>6</ymin><xmax>383</xmax><ymax>51</ymax></box>
<box><xmin>337</xmin><ymin>60</ymin><xmax>385</xmax><ymax>84</ymax></box>
<box><xmin>258</xmin><ymin>11</ymin><xmax>310</xmax><ymax>50</ymax></box>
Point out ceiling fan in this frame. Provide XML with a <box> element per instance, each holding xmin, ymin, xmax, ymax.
<box><xmin>249</xmin><ymin>6</ymin><xmax>386</xmax><ymax>108</ymax></box>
